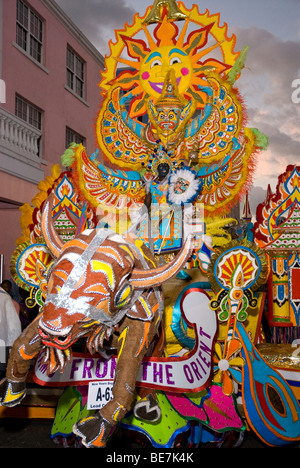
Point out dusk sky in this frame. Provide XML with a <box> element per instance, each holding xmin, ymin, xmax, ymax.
<box><xmin>56</xmin><ymin>0</ymin><xmax>300</xmax><ymax>210</ymax></box>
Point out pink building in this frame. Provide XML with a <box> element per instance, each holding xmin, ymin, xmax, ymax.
<box><xmin>0</xmin><ymin>0</ymin><xmax>104</xmax><ymax>280</ymax></box>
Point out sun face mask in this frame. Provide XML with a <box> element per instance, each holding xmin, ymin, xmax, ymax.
<box><xmin>140</xmin><ymin>45</ymin><xmax>193</xmax><ymax>99</ymax></box>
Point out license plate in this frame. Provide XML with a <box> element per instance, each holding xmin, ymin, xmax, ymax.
<box><xmin>87</xmin><ymin>381</ymin><xmax>113</xmax><ymax>410</ymax></box>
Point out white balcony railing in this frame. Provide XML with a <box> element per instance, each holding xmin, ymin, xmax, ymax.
<box><xmin>0</xmin><ymin>106</ymin><xmax>41</xmax><ymax>159</ymax></box>
<box><xmin>0</xmin><ymin>106</ymin><xmax>45</xmax><ymax>184</ymax></box>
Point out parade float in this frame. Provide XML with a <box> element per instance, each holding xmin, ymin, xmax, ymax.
<box><xmin>1</xmin><ymin>0</ymin><xmax>300</xmax><ymax>449</ymax></box>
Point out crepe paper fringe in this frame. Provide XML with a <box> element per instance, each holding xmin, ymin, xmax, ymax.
<box><xmin>61</xmin><ymin>142</ymin><xmax>79</xmax><ymax>168</ymax></box>
<box><xmin>227</xmin><ymin>45</ymin><xmax>249</xmax><ymax>85</ymax></box>
<box><xmin>204</xmin><ymin>130</ymin><xmax>258</xmax><ymax>219</ymax></box>
<box><xmin>271</xmin><ymin>326</ymin><xmax>300</xmax><ymax>344</ymax></box>
<box><xmin>251</xmin><ymin>128</ymin><xmax>269</xmax><ymax>150</ymax></box>
<box><xmin>66</xmin><ymin>147</ymin><xmax>104</xmax><ymax>221</ymax></box>
<box><xmin>14</xmin><ymin>164</ymin><xmax>62</xmax><ymax>246</ymax></box>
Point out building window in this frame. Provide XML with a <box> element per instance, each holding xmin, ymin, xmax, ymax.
<box><xmin>66</xmin><ymin>127</ymin><xmax>85</xmax><ymax>148</ymax></box>
<box><xmin>15</xmin><ymin>95</ymin><xmax>42</xmax><ymax>157</ymax></box>
<box><xmin>16</xmin><ymin>0</ymin><xmax>44</xmax><ymax>64</ymax></box>
<box><xmin>66</xmin><ymin>46</ymin><xmax>85</xmax><ymax>99</ymax></box>
<box><xmin>15</xmin><ymin>95</ymin><xmax>42</xmax><ymax>130</ymax></box>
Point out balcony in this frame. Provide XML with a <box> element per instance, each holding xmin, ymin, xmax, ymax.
<box><xmin>0</xmin><ymin>106</ymin><xmax>45</xmax><ymax>184</ymax></box>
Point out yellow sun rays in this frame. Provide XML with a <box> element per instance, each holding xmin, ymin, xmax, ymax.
<box><xmin>114</xmin><ymin>20</ymin><xmax>226</xmax><ymax>118</ymax></box>
<box><xmin>99</xmin><ymin>3</ymin><xmax>239</xmax><ymax>120</ymax></box>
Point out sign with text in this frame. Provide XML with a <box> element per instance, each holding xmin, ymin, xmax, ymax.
<box><xmin>87</xmin><ymin>381</ymin><xmax>113</xmax><ymax>410</ymax></box>
<box><xmin>33</xmin><ymin>288</ymin><xmax>217</xmax><ymax>393</ymax></box>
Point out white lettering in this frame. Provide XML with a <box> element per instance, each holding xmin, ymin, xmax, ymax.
<box><xmin>0</xmin><ymin>79</ymin><xmax>6</xmax><ymax>104</ymax></box>
<box><xmin>291</xmin><ymin>78</ymin><xmax>300</xmax><ymax>104</ymax></box>
<box><xmin>106</xmin><ymin>453</ymin><xmax>141</xmax><ymax>465</ymax></box>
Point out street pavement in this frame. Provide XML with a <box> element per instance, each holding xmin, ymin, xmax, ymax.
<box><xmin>0</xmin><ymin>417</ymin><xmax>297</xmax><ymax>449</ymax></box>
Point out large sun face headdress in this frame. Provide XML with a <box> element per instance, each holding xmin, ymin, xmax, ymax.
<box><xmin>99</xmin><ymin>0</ymin><xmax>239</xmax><ymax>120</ymax></box>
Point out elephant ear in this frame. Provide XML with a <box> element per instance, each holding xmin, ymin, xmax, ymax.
<box><xmin>41</xmin><ymin>193</ymin><xmax>64</xmax><ymax>258</ymax></box>
<box><xmin>130</xmin><ymin>234</ymin><xmax>194</xmax><ymax>289</ymax></box>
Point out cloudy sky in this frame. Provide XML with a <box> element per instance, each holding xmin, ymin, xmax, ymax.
<box><xmin>56</xmin><ymin>0</ymin><xmax>300</xmax><ymax>210</ymax></box>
